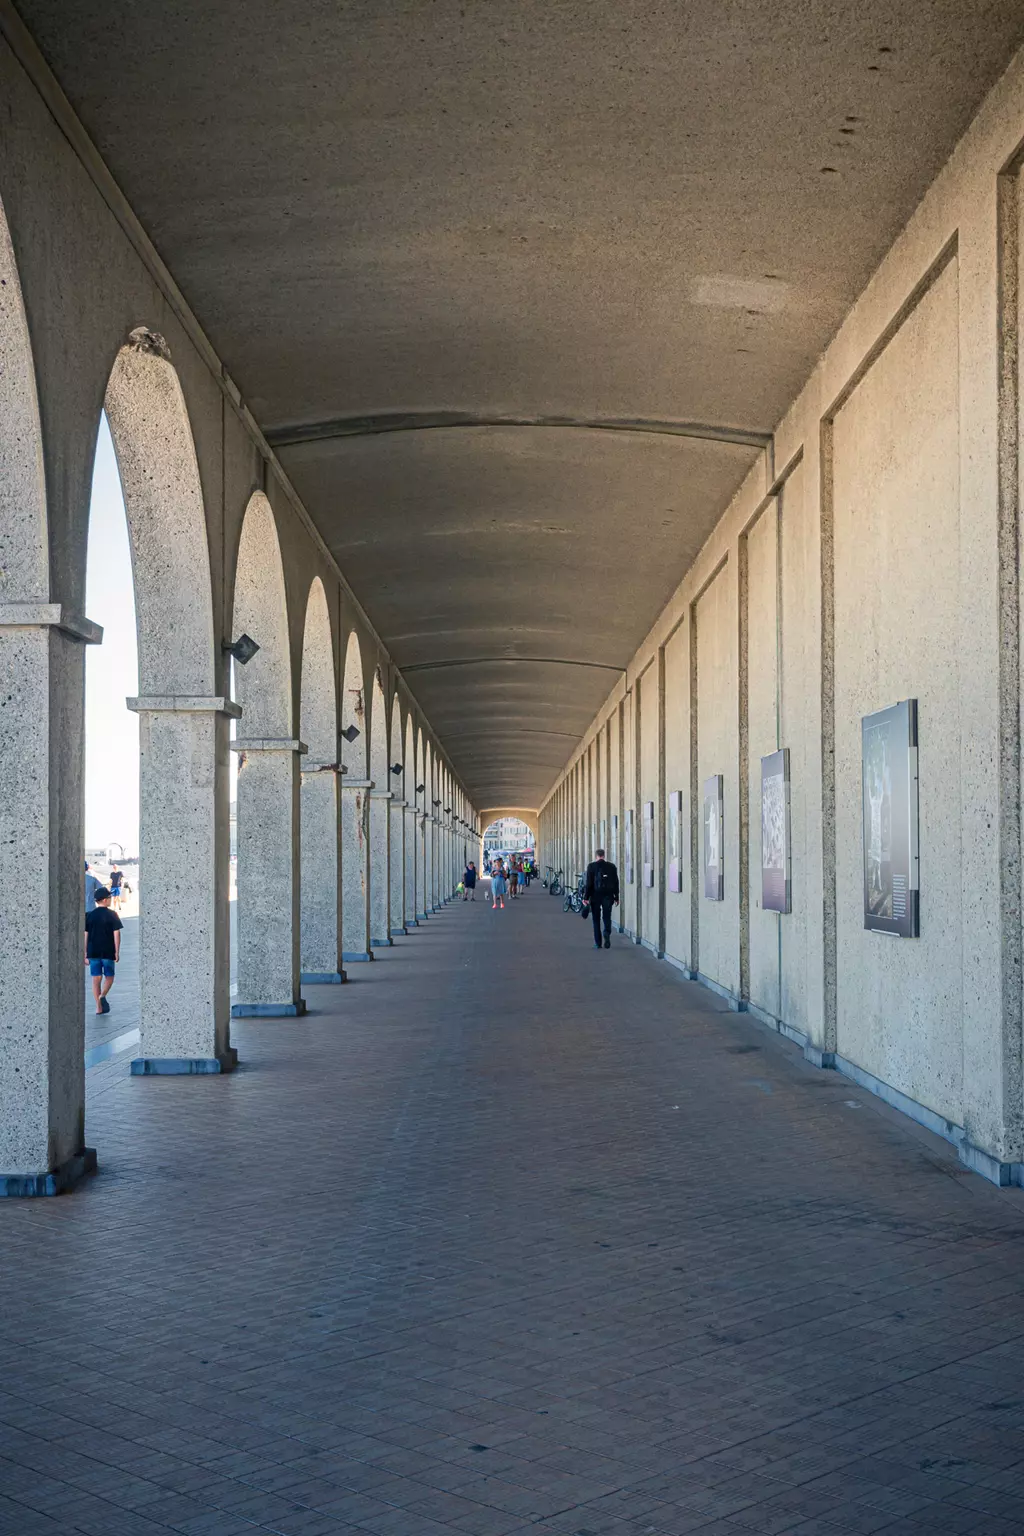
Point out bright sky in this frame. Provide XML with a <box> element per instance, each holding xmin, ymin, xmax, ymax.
<box><xmin>84</xmin><ymin>414</ymin><xmax>139</xmax><ymax>854</ymax></box>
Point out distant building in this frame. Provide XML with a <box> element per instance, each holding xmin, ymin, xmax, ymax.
<box><xmin>483</xmin><ymin>816</ymin><xmax>533</xmax><ymax>855</ymax></box>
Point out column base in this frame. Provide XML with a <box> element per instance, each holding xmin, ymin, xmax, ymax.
<box><xmin>301</xmin><ymin>970</ymin><xmax>347</xmax><ymax>984</ymax></box>
<box><xmin>0</xmin><ymin>1146</ymin><xmax>97</xmax><ymax>1197</ymax></box>
<box><xmin>371</xmin><ymin>936</ymin><xmax>393</xmax><ymax>947</ymax></box>
<box><xmin>416</xmin><ymin>912</ymin><xmax>429</xmax><ymax>921</ymax></box>
<box><xmin>231</xmin><ymin>1000</ymin><xmax>307</xmax><ymax>1017</ymax></box>
<box><xmin>342</xmin><ymin>950</ymin><xmax>374</xmax><ymax>962</ymax></box>
<box><xmin>803</xmin><ymin>1044</ymin><xmax>836</xmax><ymax>1069</ymax></box>
<box><xmin>131</xmin><ymin>1048</ymin><xmax>239</xmax><ymax>1076</ymax></box>
<box><xmin>389</xmin><ymin>926</ymin><xmax>408</xmax><ymax>937</ymax></box>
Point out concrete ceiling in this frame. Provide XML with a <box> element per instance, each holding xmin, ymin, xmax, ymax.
<box><xmin>17</xmin><ymin>0</ymin><xmax>1024</xmax><ymax>808</ymax></box>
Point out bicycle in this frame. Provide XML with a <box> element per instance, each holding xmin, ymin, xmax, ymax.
<box><xmin>547</xmin><ymin>867</ymin><xmax>564</xmax><ymax>896</ymax></box>
<box><xmin>563</xmin><ymin>872</ymin><xmax>586</xmax><ymax>914</ymax></box>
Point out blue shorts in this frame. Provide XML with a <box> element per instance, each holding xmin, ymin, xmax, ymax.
<box><xmin>89</xmin><ymin>958</ymin><xmax>115</xmax><ymax>978</ymax></box>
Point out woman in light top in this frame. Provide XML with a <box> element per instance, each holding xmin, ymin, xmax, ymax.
<box><xmin>490</xmin><ymin>859</ymin><xmax>507</xmax><ymax>910</ymax></box>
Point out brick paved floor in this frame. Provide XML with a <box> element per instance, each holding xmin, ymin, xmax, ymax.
<box><xmin>4</xmin><ymin>892</ymin><xmax>1024</xmax><ymax>1536</ymax></box>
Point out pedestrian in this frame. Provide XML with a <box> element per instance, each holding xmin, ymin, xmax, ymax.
<box><xmin>108</xmin><ymin>863</ymin><xmax>124</xmax><ymax>912</ymax></box>
<box><xmin>463</xmin><ymin>861</ymin><xmax>478</xmax><ymax>900</ymax></box>
<box><xmin>84</xmin><ymin>860</ymin><xmax>101</xmax><ymax>913</ymax></box>
<box><xmin>84</xmin><ymin>886</ymin><xmax>122</xmax><ymax>1014</ymax></box>
<box><xmin>583</xmin><ymin>847</ymin><xmax>619</xmax><ymax>949</ymax></box>
<box><xmin>490</xmin><ymin>859</ymin><xmax>507</xmax><ymax>910</ymax></box>
<box><xmin>509</xmin><ymin>862</ymin><xmax>520</xmax><ymax>899</ymax></box>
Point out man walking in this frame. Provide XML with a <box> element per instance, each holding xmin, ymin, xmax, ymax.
<box><xmin>584</xmin><ymin>847</ymin><xmax>619</xmax><ymax>949</ymax></box>
<box><xmin>84</xmin><ymin>860</ymin><xmax>101</xmax><ymax>913</ymax></box>
<box><xmin>84</xmin><ymin>886</ymin><xmax>122</xmax><ymax>1014</ymax></box>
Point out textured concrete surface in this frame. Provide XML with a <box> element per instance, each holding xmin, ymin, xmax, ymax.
<box><xmin>234</xmin><ymin>746</ymin><xmax>303</xmax><ymax>1012</ymax></box>
<box><xmin>3</xmin><ymin>896</ymin><xmax>1024</xmax><ymax>1533</ymax></box>
<box><xmin>17</xmin><ymin>0</ymin><xmax>1024</xmax><ymax>809</ymax></box>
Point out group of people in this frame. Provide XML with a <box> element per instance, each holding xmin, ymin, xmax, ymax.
<box><xmin>459</xmin><ymin>846</ymin><xmax>619</xmax><ymax>947</ymax></box>
<box><xmin>482</xmin><ymin>855</ymin><xmax>536</xmax><ymax>909</ymax></box>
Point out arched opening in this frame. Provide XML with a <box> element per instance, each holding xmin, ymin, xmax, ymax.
<box><xmin>299</xmin><ymin>577</ymin><xmax>343</xmax><ymax>983</ymax></box>
<box><xmin>368</xmin><ymin>667</ymin><xmax>391</xmax><ymax>947</ymax></box>
<box><xmin>230</xmin><ymin>491</ymin><xmax>304</xmax><ymax>1016</ymax></box>
<box><xmin>389</xmin><ymin>693</ymin><xmax>407</xmax><ymax>936</ymax></box>
<box><xmin>84</xmin><ymin>413</ymin><xmax>139</xmax><ymax>1058</ymax></box>
<box><xmin>416</xmin><ymin>730</ymin><xmax>428</xmax><ymax>919</ymax></box>
<box><xmin>340</xmin><ymin>630</ymin><xmax>372</xmax><ymax>961</ymax></box>
<box><xmin>482</xmin><ymin>815</ymin><xmax>537</xmax><ymax>867</ymax></box>
<box><xmin>103</xmin><ymin>332</ymin><xmax>232</xmax><ymax>1073</ymax></box>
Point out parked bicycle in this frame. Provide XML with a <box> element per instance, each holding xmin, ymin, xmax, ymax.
<box><xmin>562</xmin><ymin>871</ymin><xmax>587</xmax><ymax>914</ymax></box>
<box><xmin>547</xmin><ymin>866</ymin><xmax>564</xmax><ymax>896</ymax></box>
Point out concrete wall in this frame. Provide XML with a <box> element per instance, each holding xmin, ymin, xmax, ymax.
<box><xmin>540</xmin><ymin>44</ymin><xmax>1024</xmax><ymax>1181</ymax></box>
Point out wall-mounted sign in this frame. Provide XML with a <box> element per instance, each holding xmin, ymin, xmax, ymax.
<box><xmin>862</xmin><ymin>699</ymin><xmax>919</xmax><ymax>937</ymax></box>
<box><xmin>600</xmin><ymin>818</ymin><xmax>607</xmax><ymax>855</ymax></box>
<box><xmin>625</xmin><ymin>807</ymin><xmax>634</xmax><ymax>884</ymax></box>
<box><xmin>703</xmin><ymin>774</ymin><xmax>724</xmax><ymax>901</ymax></box>
<box><xmin>642</xmin><ymin>801</ymin><xmax>655</xmax><ymax>887</ymax></box>
<box><xmin>760</xmin><ymin>749</ymin><xmax>791</xmax><ymax>913</ymax></box>
<box><xmin>668</xmin><ymin>789</ymin><xmax>683</xmax><ymax>892</ymax></box>
<box><xmin>610</xmin><ymin>813</ymin><xmax>619</xmax><ymax>867</ymax></box>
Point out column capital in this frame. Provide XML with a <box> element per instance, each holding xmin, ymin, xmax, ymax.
<box><xmin>340</xmin><ymin>777</ymin><xmax>374</xmax><ymax>790</ymax></box>
<box><xmin>0</xmin><ymin>602</ymin><xmax>102</xmax><ymax>643</ymax></box>
<box><xmin>128</xmin><ymin>695</ymin><xmax>242</xmax><ymax>717</ymax></box>
<box><xmin>369</xmin><ymin>788</ymin><xmax>394</xmax><ymax>800</ymax></box>
<box><xmin>231</xmin><ymin>737</ymin><xmax>308</xmax><ymax>753</ymax></box>
<box><xmin>302</xmin><ymin>759</ymin><xmax>344</xmax><ymax>774</ymax></box>
<box><xmin>392</xmin><ymin>798</ymin><xmax>409</xmax><ymax>808</ymax></box>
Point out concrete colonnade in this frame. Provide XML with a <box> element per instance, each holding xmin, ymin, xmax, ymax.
<box><xmin>0</xmin><ymin>83</ymin><xmax>475</xmax><ymax>1191</ymax></box>
<box><xmin>540</xmin><ymin>54</ymin><xmax>1024</xmax><ymax>1187</ymax></box>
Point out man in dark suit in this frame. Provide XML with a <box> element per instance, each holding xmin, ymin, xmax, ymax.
<box><xmin>584</xmin><ymin>848</ymin><xmax>619</xmax><ymax>950</ymax></box>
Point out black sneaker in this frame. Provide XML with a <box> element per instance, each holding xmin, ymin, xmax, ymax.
<box><xmin>604</xmin><ymin>936</ymin><xmax>610</xmax><ymax>948</ymax></box>
<box><xmin>100</xmin><ymin>996</ymin><xmax>111</xmax><ymax>1013</ymax></box>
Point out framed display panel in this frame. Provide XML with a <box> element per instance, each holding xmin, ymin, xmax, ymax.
<box><xmin>599</xmin><ymin>818</ymin><xmax>607</xmax><ymax>854</ymax></box>
<box><xmin>760</xmin><ymin>749</ymin><xmax>791</xmax><ymax>914</ymax></box>
<box><xmin>625</xmin><ymin>808</ymin><xmax>634</xmax><ymax>883</ymax></box>
<box><xmin>642</xmin><ymin>801</ymin><xmax>654</xmax><ymax>887</ymax></box>
<box><xmin>862</xmin><ymin>699</ymin><xmax>919</xmax><ymax>936</ymax></box>
<box><xmin>668</xmin><ymin>790</ymin><xmax>683</xmax><ymax>892</ymax></box>
<box><xmin>703</xmin><ymin>774</ymin><xmax>724</xmax><ymax>901</ymax></box>
<box><xmin>590</xmin><ymin>822</ymin><xmax>596</xmax><ymax>859</ymax></box>
<box><xmin>610</xmin><ymin>813</ymin><xmax>618</xmax><ymax>867</ymax></box>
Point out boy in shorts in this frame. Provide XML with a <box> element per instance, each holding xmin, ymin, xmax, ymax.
<box><xmin>84</xmin><ymin>887</ymin><xmax>122</xmax><ymax>1014</ymax></box>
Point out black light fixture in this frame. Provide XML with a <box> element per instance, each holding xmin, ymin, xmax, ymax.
<box><xmin>390</xmin><ymin>762</ymin><xmax>403</xmax><ymax>776</ymax></box>
<box><xmin>341</xmin><ymin>724</ymin><xmax>360</xmax><ymax>743</ymax></box>
<box><xmin>444</xmin><ymin>806</ymin><xmax>451</xmax><ymax>814</ymax></box>
<box><xmin>223</xmin><ymin>633</ymin><xmax>260</xmax><ymax>665</ymax></box>
<box><xmin>415</xmin><ymin>782</ymin><xmax>425</xmax><ymax>793</ymax></box>
<box><xmin>432</xmin><ymin>798</ymin><xmax>442</xmax><ymax>807</ymax></box>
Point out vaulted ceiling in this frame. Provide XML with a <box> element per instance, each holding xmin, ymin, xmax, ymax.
<box><xmin>17</xmin><ymin>0</ymin><xmax>1024</xmax><ymax>806</ymax></box>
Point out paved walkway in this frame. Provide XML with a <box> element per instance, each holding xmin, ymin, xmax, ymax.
<box><xmin>4</xmin><ymin>893</ymin><xmax>1024</xmax><ymax>1536</ymax></box>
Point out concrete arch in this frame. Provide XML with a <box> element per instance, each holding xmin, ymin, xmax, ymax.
<box><xmin>368</xmin><ymin>668</ymin><xmax>390</xmax><ymax>946</ymax></box>
<box><xmin>299</xmin><ymin>576</ymin><xmax>343</xmax><ymax>983</ymax></box>
<box><xmin>299</xmin><ymin>577</ymin><xmax>335</xmax><ymax>763</ymax></box>
<box><xmin>340</xmin><ymin>630</ymin><xmax>367</xmax><ymax>775</ymax></box>
<box><xmin>388</xmin><ymin>691</ymin><xmax>407</xmax><ymax>935</ymax></box>
<box><xmin>390</xmin><ymin>693</ymin><xmax>404</xmax><ymax>794</ymax></box>
<box><xmin>231</xmin><ymin>490</ymin><xmax>302</xmax><ymax>1014</ymax></box>
<box><xmin>0</xmin><ymin>190</ymin><xmax>47</xmax><ymax>601</ymax></box>
<box><xmin>104</xmin><ymin>333</ymin><xmax>216</xmax><ymax>696</ymax></box>
<box><xmin>232</xmin><ymin>491</ymin><xmax>291</xmax><ymax>737</ymax></box>
<box><xmin>403</xmin><ymin>710</ymin><xmax>418</xmax><ymax>927</ymax></box>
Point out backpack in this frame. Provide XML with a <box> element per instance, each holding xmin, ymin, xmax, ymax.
<box><xmin>591</xmin><ymin>862</ymin><xmax>613</xmax><ymax>896</ymax></box>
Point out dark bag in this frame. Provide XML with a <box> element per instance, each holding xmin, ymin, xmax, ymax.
<box><xmin>591</xmin><ymin>863</ymin><xmax>612</xmax><ymax>897</ymax></box>
<box><xmin>581</xmin><ymin>901</ymin><xmax>590</xmax><ymax>920</ymax></box>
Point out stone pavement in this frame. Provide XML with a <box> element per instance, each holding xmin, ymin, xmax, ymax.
<box><xmin>4</xmin><ymin>892</ymin><xmax>1024</xmax><ymax>1536</ymax></box>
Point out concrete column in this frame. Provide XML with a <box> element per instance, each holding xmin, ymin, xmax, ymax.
<box><xmin>429</xmin><ymin>815</ymin><xmax>440</xmax><ymax>910</ymax></box>
<box><xmin>128</xmin><ymin>695</ymin><xmax>240</xmax><ymax>1071</ymax></box>
<box><xmin>341</xmin><ymin>778</ymin><xmax>374</xmax><ymax>961</ymax></box>
<box><xmin>389</xmin><ymin>798</ymin><xmax>407</xmax><ymax>935</ymax></box>
<box><xmin>0</xmin><ymin>607</ymin><xmax>99</xmax><ymax>1195</ymax></box>
<box><xmin>231</xmin><ymin>738</ymin><xmax>306</xmax><ymax>1017</ymax></box>
<box><xmin>403</xmin><ymin>803</ymin><xmax>419</xmax><ymax>924</ymax></box>
<box><xmin>418</xmin><ymin>811</ymin><xmax>429</xmax><ymax>919</ymax></box>
<box><xmin>369</xmin><ymin>787</ymin><xmax>392</xmax><ymax>947</ymax></box>
<box><xmin>299</xmin><ymin>762</ymin><xmax>345</xmax><ymax>984</ymax></box>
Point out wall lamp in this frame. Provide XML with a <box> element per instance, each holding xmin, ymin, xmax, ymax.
<box><xmin>390</xmin><ymin>763</ymin><xmax>403</xmax><ymax>775</ymax></box>
<box><xmin>444</xmin><ymin>806</ymin><xmax>451</xmax><ymax>814</ymax></box>
<box><xmin>341</xmin><ymin>724</ymin><xmax>361</xmax><ymax>743</ymax></box>
<box><xmin>432</xmin><ymin>798</ymin><xmax>442</xmax><ymax>807</ymax></box>
<box><xmin>416</xmin><ymin>783</ymin><xmax>425</xmax><ymax>794</ymax></box>
<box><xmin>223</xmin><ymin>633</ymin><xmax>260</xmax><ymax>665</ymax></box>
